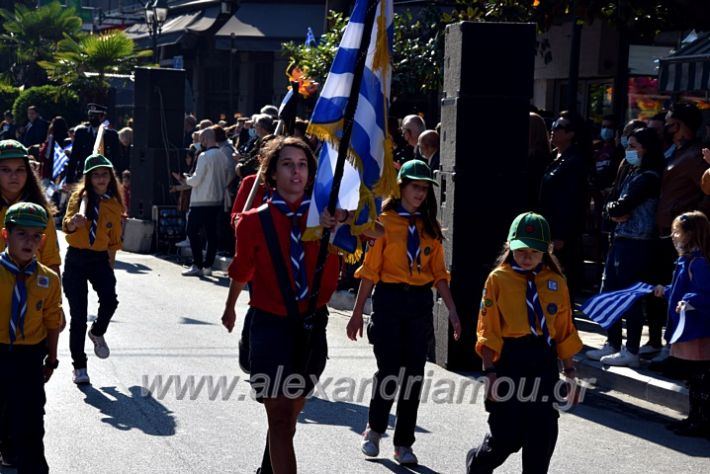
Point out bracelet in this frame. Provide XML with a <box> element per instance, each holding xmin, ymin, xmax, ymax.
<box><xmin>563</xmin><ymin>367</ymin><xmax>576</xmax><ymax>375</ymax></box>
<box><xmin>482</xmin><ymin>367</ymin><xmax>496</xmax><ymax>375</ymax></box>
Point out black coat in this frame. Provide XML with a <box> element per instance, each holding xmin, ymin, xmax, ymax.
<box><xmin>68</xmin><ymin>124</ymin><xmax>120</xmax><ymax>183</ymax></box>
<box><xmin>21</xmin><ymin>117</ymin><xmax>48</xmax><ymax>147</ymax></box>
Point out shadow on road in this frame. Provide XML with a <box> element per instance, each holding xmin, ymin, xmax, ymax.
<box><xmin>366</xmin><ymin>458</ymin><xmax>439</xmax><ymax>473</ymax></box>
<box><xmin>80</xmin><ymin>385</ymin><xmax>176</xmax><ymax>436</ymax></box>
<box><xmin>114</xmin><ymin>261</ymin><xmax>152</xmax><ymax>274</ymax></box>
<box><xmin>571</xmin><ymin>390</ymin><xmax>710</xmax><ymax>455</ymax></box>
<box><xmin>299</xmin><ymin>396</ymin><xmax>430</xmax><ymax>437</ymax></box>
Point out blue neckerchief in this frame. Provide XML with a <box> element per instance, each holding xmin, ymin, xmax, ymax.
<box><xmin>511</xmin><ymin>262</ymin><xmax>552</xmax><ymax>346</ymax></box>
<box><xmin>0</xmin><ymin>251</ymin><xmax>37</xmax><ymax>345</ymax></box>
<box><xmin>89</xmin><ymin>192</ymin><xmax>112</xmax><ymax>246</ymax></box>
<box><xmin>270</xmin><ymin>192</ymin><xmax>311</xmax><ymax>301</ymax></box>
<box><xmin>395</xmin><ymin>203</ymin><xmax>422</xmax><ymax>274</ymax></box>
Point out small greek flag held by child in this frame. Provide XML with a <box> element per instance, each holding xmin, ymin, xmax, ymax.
<box><xmin>581</xmin><ymin>282</ymin><xmax>655</xmax><ymax>329</ymax></box>
<box><xmin>52</xmin><ymin>143</ymin><xmax>70</xmax><ymax>179</ymax></box>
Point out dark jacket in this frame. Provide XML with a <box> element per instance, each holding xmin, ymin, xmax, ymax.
<box><xmin>21</xmin><ymin>117</ymin><xmax>48</xmax><ymax>147</ymax></box>
<box><xmin>68</xmin><ymin>123</ymin><xmax>121</xmax><ymax>183</ymax></box>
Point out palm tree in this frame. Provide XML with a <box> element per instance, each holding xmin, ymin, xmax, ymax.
<box><xmin>39</xmin><ymin>31</ymin><xmax>152</xmax><ymax>104</ymax></box>
<box><xmin>0</xmin><ymin>1</ymin><xmax>83</xmax><ymax>86</ymax></box>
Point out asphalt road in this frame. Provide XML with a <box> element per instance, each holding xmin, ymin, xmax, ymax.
<box><xmin>3</xmin><ymin>249</ymin><xmax>708</xmax><ymax>474</ymax></box>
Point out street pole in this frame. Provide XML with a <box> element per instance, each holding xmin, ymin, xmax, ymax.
<box><xmin>229</xmin><ymin>33</ymin><xmax>235</xmax><ymax>119</ymax></box>
<box><xmin>152</xmin><ymin>24</ymin><xmax>158</xmax><ymax>64</ymax></box>
<box><xmin>567</xmin><ymin>0</ymin><xmax>582</xmax><ymax>113</ymax></box>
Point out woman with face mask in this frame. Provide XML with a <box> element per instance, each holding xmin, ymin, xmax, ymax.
<box><xmin>586</xmin><ymin>127</ymin><xmax>666</xmax><ymax>367</ymax></box>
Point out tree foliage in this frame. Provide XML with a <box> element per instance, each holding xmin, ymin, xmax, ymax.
<box><xmin>38</xmin><ymin>30</ymin><xmax>151</xmax><ymax>103</ymax></box>
<box><xmin>0</xmin><ymin>1</ymin><xmax>83</xmax><ymax>86</ymax></box>
<box><xmin>12</xmin><ymin>85</ymin><xmax>81</xmax><ymax>127</ymax></box>
<box><xmin>0</xmin><ymin>83</ymin><xmax>19</xmax><ymax>114</ymax></box>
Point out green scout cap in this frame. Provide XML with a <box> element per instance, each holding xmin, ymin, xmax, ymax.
<box><xmin>508</xmin><ymin>212</ymin><xmax>551</xmax><ymax>253</ymax></box>
<box><xmin>398</xmin><ymin>159</ymin><xmax>438</xmax><ymax>186</ymax></box>
<box><xmin>84</xmin><ymin>154</ymin><xmax>113</xmax><ymax>173</ymax></box>
<box><xmin>0</xmin><ymin>139</ymin><xmax>29</xmax><ymax>160</ymax></box>
<box><xmin>4</xmin><ymin>202</ymin><xmax>48</xmax><ymax>229</ymax></box>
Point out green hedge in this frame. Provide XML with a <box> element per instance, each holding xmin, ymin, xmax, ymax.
<box><xmin>0</xmin><ymin>84</ymin><xmax>19</xmax><ymax>115</ymax></box>
<box><xmin>12</xmin><ymin>86</ymin><xmax>82</xmax><ymax>127</ymax></box>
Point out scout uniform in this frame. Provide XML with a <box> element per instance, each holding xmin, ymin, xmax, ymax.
<box><xmin>62</xmin><ymin>154</ymin><xmax>122</xmax><ymax>379</ymax></box>
<box><xmin>0</xmin><ymin>140</ymin><xmax>61</xmax><ymax>268</ymax></box>
<box><xmin>468</xmin><ymin>212</ymin><xmax>583</xmax><ymax>474</ymax></box>
<box><xmin>0</xmin><ymin>203</ymin><xmax>62</xmax><ymax>473</ymax></box>
<box><xmin>357</xmin><ymin>160</ymin><xmax>449</xmax><ymax>456</ymax></box>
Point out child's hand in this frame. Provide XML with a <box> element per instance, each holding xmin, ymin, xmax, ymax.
<box><xmin>702</xmin><ymin>147</ymin><xmax>710</xmax><ymax>165</ymax></box>
<box><xmin>221</xmin><ymin>307</ymin><xmax>236</xmax><ymax>333</ymax></box>
<box><xmin>448</xmin><ymin>309</ymin><xmax>461</xmax><ymax>341</ymax></box>
<box><xmin>43</xmin><ymin>366</ymin><xmax>54</xmax><ymax>383</ymax></box>
<box><xmin>653</xmin><ymin>285</ymin><xmax>665</xmax><ymax>298</ymax></box>
<box><xmin>71</xmin><ymin>213</ymin><xmax>87</xmax><ymax>228</ymax></box>
<box><xmin>346</xmin><ymin>310</ymin><xmax>364</xmax><ymax>341</ymax></box>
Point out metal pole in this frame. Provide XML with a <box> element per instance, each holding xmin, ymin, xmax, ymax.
<box><xmin>567</xmin><ymin>0</ymin><xmax>582</xmax><ymax>113</ymax></box>
<box><xmin>229</xmin><ymin>33</ymin><xmax>235</xmax><ymax>119</ymax></box>
<box><xmin>152</xmin><ymin>22</ymin><xmax>158</xmax><ymax>63</ymax></box>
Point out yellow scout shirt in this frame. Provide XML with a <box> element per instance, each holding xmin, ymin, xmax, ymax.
<box><xmin>62</xmin><ymin>192</ymin><xmax>123</xmax><ymax>251</ymax></box>
<box><xmin>476</xmin><ymin>263</ymin><xmax>582</xmax><ymax>362</ymax></box>
<box><xmin>0</xmin><ymin>262</ymin><xmax>62</xmax><ymax>345</ymax></box>
<box><xmin>0</xmin><ymin>204</ymin><xmax>61</xmax><ymax>267</ymax></box>
<box><xmin>355</xmin><ymin>210</ymin><xmax>450</xmax><ymax>286</ymax></box>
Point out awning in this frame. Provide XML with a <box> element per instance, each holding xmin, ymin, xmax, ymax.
<box><xmin>125</xmin><ymin>6</ymin><xmax>220</xmax><ymax>49</ymax></box>
<box><xmin>214</xmin><ymin>3</ymin><xmax>325</xmax><ymax>52</ymax></box>
<box><xmin>658</xmin><ymin>32</ymin><xmax>710</xmax><ymax>93</ymax></box>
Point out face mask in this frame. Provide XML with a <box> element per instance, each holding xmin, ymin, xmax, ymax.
<box><xmin>600</xmin><ymin>127</ymin><xmax>614</xmax><ymax>141</ymax></box>
<box><xmin>248</xmin><ymin>128</ymin><xmax>257</xmax><ymax>139</ymax></box>
<box><xmin>624</xmin><ymin>149</ymin><xmax>641</xmax><ymax>167</ymax></box>
<box><xmin>620</xmin><ymin>136</ymin><xmax>629</xmax><ymax>149</ymax></box>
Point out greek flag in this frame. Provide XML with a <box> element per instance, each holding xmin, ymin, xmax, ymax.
<box><xmin>52</xmin><ymin>142</ymin><xmax>70</xmax><ymax>179</ymax></box>
<box><xmin>581</xmin><ymin>282</ymin><xmax>655</xmax><ymax>329</ymax></box>
<box><xmin>304</xmin><ymin>0</ymin><xmax>397</xmax><ymax>259</ymax></box>
<box><xmin>306</xmin><ymin>27</ymin><xmax>317</xmax><ymax>47</ymax></box>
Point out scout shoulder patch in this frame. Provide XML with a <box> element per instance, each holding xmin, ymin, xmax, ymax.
<box><xmin>547</xmin><ymin>303</ymin><xmax>558</xmax><ymax>315</ymax></box>
<box><xmin>547</xmin><ymin>279</ymin><xmax>558</xmax><ymax>291</ymax></box>
<box><xmin>37</xmin><ymin>275</ymin><xmax>49</xmax><ymax>288</ymax></box>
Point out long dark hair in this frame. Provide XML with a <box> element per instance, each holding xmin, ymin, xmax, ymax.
<box><xmin>0</xmin><ymin>155</ymin><xmax>55</xmax><ymax>215</ymax></box>
<box><xmin>493</xmin><ymin>243</ymin><xmax>565</xmax><ymax>277</ymax></box>
<box><xmin>630</xmin><ymin>127</ymin><xmax>664</xmax><ymax>174</ymax></box>
<box><xmin>382</xmin><ymin>178</ymin><xmax>443</xmax><ymax>240</ymax></box>
<box><xmin>75</xmin><ymin>166</ymin><xmax>125</xmax><ymax>214</ymax></box>
<box><xmin>48</xmin><ymin>116</ymin><xmax>68</xmax><ymax>144</ymax></box>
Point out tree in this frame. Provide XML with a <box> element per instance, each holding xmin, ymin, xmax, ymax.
<box><xmin>38</xmin><ymin>31</ymin><xmax>152</xmax><ymax>105</ymax></box>
<box><xmin>0</xmin><ymin>1</ymin><xmax>83</xmax><ymax>86</ymax></box>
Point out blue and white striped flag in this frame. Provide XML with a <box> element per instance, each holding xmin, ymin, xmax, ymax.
<box><xmin>304</xmin><ymin>0</ymin><xmax>397</xmax><ymax>258</ymax></box>
<box><xmin>52</xmin><ymin>142</ymin><xmax>70</xmax><ymax>179</ymax></box>
<box><xmin>581</xmin><ymin>282</ymin><xmax>655</xmax><ymax>329</ymax></box>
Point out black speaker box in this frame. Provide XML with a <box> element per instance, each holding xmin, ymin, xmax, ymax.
<box><xmin>443</xmin><ymin>22</ymin><xmax>536</xmax><ymax>99</ymax></box>
<box><xmin>133</xmin><ymin>67</ymin><xmax>186</xmax><ymax>150</ymax></box>
<box><xmin>434</xmin><ymin>22</ymin><xmax>535</xmax><ymax>371</ymax></box>
<box><xmin>129</xmin><ymin>147</ymin><xmax>184</xmax><ymax>220</ymax></box>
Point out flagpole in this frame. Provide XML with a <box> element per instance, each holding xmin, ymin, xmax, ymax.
<box><xmin>307</xmin><ymin>0</ymin><xmax>379</xmax><ymax>318</ymax></box>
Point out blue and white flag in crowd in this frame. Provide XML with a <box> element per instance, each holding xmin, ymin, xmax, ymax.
<box><xmin>581</xmin><ymin>282</ymin><xmax>655</xmax><ymax>329</ymax></box>
<box><xmin>52</xmin><ymin>142</ymin><xmax>70</xmax><ymax>179</ymax></box>
<box><xmin>306</xmin><ymin>27</ymin><xmax>317</xmax><ymax>47</ymax></box>
<box><xmin>305</xmin><ymin>0</ymin><xmax>396</xmax><ymax>258</ymax></box>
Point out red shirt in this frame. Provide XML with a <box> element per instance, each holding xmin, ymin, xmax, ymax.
<box><xmin>230</xmin><ymin>174</ymin><xmax>269</xmax><ymax>232</ymax></box>
<box><xmin>229</xmin><ymin>199</ymin><xmax>339</xmax><ymax>316</ymax></box>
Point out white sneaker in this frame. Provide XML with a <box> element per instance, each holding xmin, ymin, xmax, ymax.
<box><xmin>201</xmin><ymin>267</ymin><xmax>212</xmax><ymax>277</ymax></box>
<box><xmin>361</xmin><ymin>428</ymin><xmax>382</xmax><ymax>457</ymax></box>
<box><xmin>586</xmin><ymin>342</ymin><xmax>617</xmax><ymax>361</ymax></box>
<box><xmin>651</xmin><ymin>345</ymin><xmax>670</xmax><ymax>363</ymax></box>
<box><xmin>181</xmin><ymin>265</ymin><xmax>202</xmax><ymax>276</ymax></box>
<box><xmin>175</xmin><ymin>238</ymin><xmax>190</xmax><ymax>248</ymax></box>
<box><xmin>600</xmin><ymin>346</ymin><xmax>640</xmax><ymax>368</ymax></box>
<box><xmin>394</xmin><ymin>446</ymin><xmax>418</xmax><ymax>466</ymax></box>
<box><xmin>638</xmin><ymin>343</ymin><xmax>662</xmax><ymax>355</ymax></box>
<box><xmin>88</xmin><ymin>330</ymin><xmax>110</xmax><ymax>359</ymax></box>
<box><xmin>72</xmin><ymin>368</ymin><xmax>90</xmax><ymax>385</ymax></box>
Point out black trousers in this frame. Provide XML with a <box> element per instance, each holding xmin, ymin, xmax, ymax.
<box><xmin>467</xmin><ymin>336</ymin><xmax>561</xmax><ymax>474</ymax></box>
<box><xmin>0</xmin><ymin>343</ymin><xmax>49</xmax><ymax>474</ymax></box>
<box><xmin>367</xmin><ymin>282</ymin><xmax>433</xmax><ymax>448</ymax></box>
<box><xmin>63</xmin><ymin>247</ymin><xmax>118</xmax><ymax>369</ymax></box>
<box><xmin>186</xmin><ymin>205</ymin><xmax>221</xmax><ymax>268</ymax></box>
